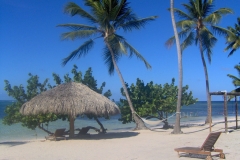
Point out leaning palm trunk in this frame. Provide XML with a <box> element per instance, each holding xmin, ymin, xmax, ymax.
<box><xmin>105</xmin><ymin>41</ymin><xmax>148</xmax><ymax>130</ymax></box>
<box><xmin>199</xmin><ymin>36</ymin><xmax>212</xmax><ymax>124</ymax></box>
<box><xmin>170</xmin><ymin>0</ymin><xmax>183</xmax><ymax>134</ymax></box>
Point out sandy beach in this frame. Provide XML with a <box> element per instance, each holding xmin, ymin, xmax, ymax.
<box><xmin>0</xmin><ymin>120</ymin><xmax>239</xmax><ymax>160</ymax></box>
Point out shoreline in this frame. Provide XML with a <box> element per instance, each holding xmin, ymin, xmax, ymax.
<box><xmin>0</xmin><ymin>120</ymin><xmax>239</xmax><ymax>160</ymax></box>
<box><xmin>1</xmin><ymin>118</ymin><xmax>239</xmax><ymax>143</ymax></box>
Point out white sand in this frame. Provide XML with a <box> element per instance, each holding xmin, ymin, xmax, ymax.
<box><xmin>0</xmin><ymin>121</ymin><xmax>239</xmax><ymax>160</ymax></box>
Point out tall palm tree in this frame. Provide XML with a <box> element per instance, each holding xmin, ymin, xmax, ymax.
<box><xmin>166</xmin><ymin>0</ymin><xmax>232</xmax><ymax>124</ymax></box>
<box><xmin>170</xmin><ymin>0</ymin><xmax>183</xmax><ymax>134</ymax></box>
<box><xmin>57</xmin><ymin>0</ymin><xmax>157</xmax><ymax>130</ymax></box>
<box><xmin>225</xmin><ymin>17</ymin><xmax>240</xmax><ymax>57</ymax></box>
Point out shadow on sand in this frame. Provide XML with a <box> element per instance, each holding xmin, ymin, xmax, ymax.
<box><xmin>183</xmin><ymin>120</ymin><xmax>240</xmax><ymax>134</ymax></box>
<box><xmin>72</xmin><ymin>131</ymin><xmax>140</xmax><ymax>140</ymax></box>
<box><xmin>0</xmin><ymin>141</ymin><xmax>29</xmax><ymax>147</ymax></box>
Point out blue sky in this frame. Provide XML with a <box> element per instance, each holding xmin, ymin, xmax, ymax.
<box><xmin>0</xmin><ymin>0</ymin><xmax>239</xmax><ymax>101</ymax></box>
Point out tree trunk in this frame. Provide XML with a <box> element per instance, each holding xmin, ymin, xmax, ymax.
<box><xmin>38</xmin><ymin>124</ymin><xmax>53</xmax><ymax>135</ymax></box>
<box><xmin>170</xmin><ymin>0</ymin><xmax>183</xmax><ymax>134</ymax></box>
<box><xmin>94</xmin><ymin>116</ymin><xmax>107</xmax><ymax>133</ymax></box>
<box><xmin>198</xmin><ymin>34</ymin><xmax>212</xmax><ymax>124</ymax></box>
<box><xmin>105</xmin><ymin>41</ymin><xmax>148</xmax><ymax>130</ymax></box>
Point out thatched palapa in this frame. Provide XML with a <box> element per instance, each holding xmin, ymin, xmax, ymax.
<box><xmin>20</xmin><ymin>82</ymin><xmax>120</xmax><ymax>138</ymax></box>
<box><xmin>20</xmin><ymin>82</ymin><xmax>119</xmax><ymax>116</ymax></box>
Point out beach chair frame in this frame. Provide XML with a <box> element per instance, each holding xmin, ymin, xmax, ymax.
<box><xmin>45</xmin><ymin>128</ymin><xmax>67</xmax><ymax>141</ymax></box>
<box><xmin>174</xmin><ymin>132</ymin><xmax>225</xmax><ymax>160</ymax></box>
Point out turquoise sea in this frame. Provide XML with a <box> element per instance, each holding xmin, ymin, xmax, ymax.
<box><xmin>0</xmin><ymin>100</ymin><xmax>239</xmax><ymax>142</ymax></box>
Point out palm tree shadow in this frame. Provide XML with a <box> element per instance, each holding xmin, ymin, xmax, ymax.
<box><xmin>0</xmin><ymin>141</ymin><xmax>29</xmax><ymax>147</ymax></box>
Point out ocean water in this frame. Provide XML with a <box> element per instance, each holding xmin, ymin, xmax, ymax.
<box><xmin>0</xmin><ymin>100</ymin><xmax>239</xmax><ymax>142</ymax></box>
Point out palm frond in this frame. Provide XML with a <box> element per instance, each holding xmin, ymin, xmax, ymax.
<box><xmin>227</xmin><ymin>87</ymin><xmax>240</xmax><ymax>101</ymax></box>
<box><xmin>57</xmin><ymin>24</ymin><xmax>98</xmax><ymax>31</ymax></box>
<box><xmin>61</xmin><ymin>30</ymin><xmax>98</xmax><ymax>40</ymax></box>
<box><xmin>165</xmin><ymin>29</ymin><xmax>191</xmax><ymax>48</ymax></box>
<box><xmin>181</xmin><ymin>2</ymin><xmax>196</xmax><ymax>19</ymax></box>
<box><xmin>200</xmin><ymin>27</ymin><xmax>217</xmax><ymax>63</ymax></box>
<box><xmin>224</xmin><ymin>17</ymin><xmax>240</xmax><ymax>57</ymax></box>
<box><xmin>84</xmin><ymin>0</ymin><xmax>106</xmax><ymax>24</ymax></box>
<box><xmin>103</xmin><ymin>34</ymin><xmax>126</xmax><ymax>74</ymax></box>
<box><xmin>211</xmin><ymin>25</ymin><xmax>229</xmax><ymax>36</ymax></box>
<box><xmin>165</xmin><ymin>35</ymin><xmax>176</xmax><ymax>48</ymax></box>
<box><xmin>227</xmin><ymin>74</ymin><xmax>240</xmax><ymax>87</ymax></box>
<box><xmin>181</xmin><ymin>31</ymin><xmax>195</xmax><ymax>51</ymax></box>
<box><xmin>224</xmin><ymin>41</ymin><xmax>234</xmax><ymax>51</ymax></box>
<box><xmin>62</xmin><ymin>39</ymin><xmax>94</xmax><ymax>66</ymax></box>
<box><xmin>105</xmin><ymin>34</ymin><xmax>127</xmax><ymax>55</ymax></box>
<box><xmin>225</xmin><ymin>28</ymin><xmax>238</xmax><ymax>42</ymax></box>
<box><xmin>232</xmin><ymin>41</ymin><xmax>240</xmax><ymax>50</ymax></box>
<box><xmin>103</xmin><ymin>45</ymin><xmax>121</xmax><ymax>75</ymax></box>
<box><xmin>227</xmin><ymin>48</ymin><xmax>237</xmax><ymax>57</ymax></box>
<box><xmin>64</xmin><ymin>2</ymin><xmax>97</xmax><ymax>23</ymax></box>
<box><xmin>123</xmin><ymin>40</ymin><xmax>151</xmax><ymax>69</ymax></box>
<box><xmin>202</xmin><ymin>0</ymin><xmax>213</xmax><ymax>17</ymax></box>
<box><xmin>234</xmin><ymin>64</ymin><xmax>240</xmax><ymax>75</ymax></box>
<box><xmin>112</xmin><ymin>0</ymin><xmax>130</xmax><ymax>21</ymax></box>
<box><xmin>173</xmin><ymin>8</ymin><xmax>192</xmax><ymax>20</ymax></box>
<box><xmin>176</xmin><ymin>20</ymin><xmax>195</xmax><ymax>30</ymax></box>
<box><xmin>119</xmin><ymin>41</ymin><xmax>127</xmax><ymax>54</ymax></box>
<box><xmin>204</xmin><ymin>8</ymin><xmax>233</xmax><ymax>24</ymax></box>
<box><xmin>119</xmin><ymin>16</ymin><xmax>157</xmax><ymax>32</ymax></box>
<box><xmin>113</xmin><ymin>10</ymin><xmax>134</xmax><ymax>29</ymax></box>
<box><xmin>227</xmin><ymin>74</ymin><xmax>239</xmax><ymax>80</ymax></box>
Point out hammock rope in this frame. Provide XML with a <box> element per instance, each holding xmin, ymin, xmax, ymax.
<box><xmin>132</xmin><ymin>112</ymin><xmax>181</xmax><ymax>126</ymax></box>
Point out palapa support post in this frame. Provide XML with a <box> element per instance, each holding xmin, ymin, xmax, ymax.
<box><xmin>209</xmin><ymin>91</ymin><xmax>240</xmax><ymax>132</ymax></box>
<box><xmin>235</xmin><ymin>96</ymin><xmax>238</xmax><ymax>129</ymax></box>
<box><xmin>69</xmin><ymin>116</ymin><xmax>75</xmax><ymax>138</ymax></box>
<box><xmin>209</xmin><ymin>95</ymin><xmax>212</xmax><ymax>133</ymax></box>
<box><xmin>223</xmin><ymin>92</ymin><xmax>228</xmax><ymax>133</ymax></box>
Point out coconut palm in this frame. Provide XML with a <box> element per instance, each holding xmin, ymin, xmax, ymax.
<box><xmin>169</xmin><ymin>0</ymin><xmax>183</xmax><ymax>134</ymax></box>
<box><xmin>227</xmin><ymin>64</ymin><xmax>240</xmax><ymax>100</ymax></box>
<box><xmin>57</xmin><ymin>0</ymin><xmax>157</xmax><ymax>130</ymax></box>
<box><xmin>166</xmin><ymin>0</ymin><xmax>232</xmax><ymax>123</ymax></box>
<box><xmin>225</xmin><ymin>17</ymin><xmax>240</xmax><ymax>57</ymax></box>
<box><xmin>228</xmin><ymin>64</ymin><xmax>240</xmax><ymax>87</ymax></box>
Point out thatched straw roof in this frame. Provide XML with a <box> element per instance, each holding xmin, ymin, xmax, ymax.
<box><xmin>20</xmin><ymin>82</ymin><xmax>120</xmax><ymax>117</ymax></box>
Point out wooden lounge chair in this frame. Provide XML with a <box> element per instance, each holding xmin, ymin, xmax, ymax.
<box><xmin>74</xmin><ymin>126</ymin><xmax>100</xmax><ymax>138</ymax></box>
<box><xmin>45</xmin><ymin>128</ymin><xmax>67</xmax><ymax>141</ymax></box>
<box><xmin>174</xmin><ymin>132</ymin><xmax>225</xmax><ymax>160</ymax></box>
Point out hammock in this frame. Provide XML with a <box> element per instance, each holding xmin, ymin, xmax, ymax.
<box><xmin>135</xmin><ymin>112</ymin><xmax>179</xmax><ymax>126</ymax></box>
<box><xmin>141</xmin><ymin>118</ymin><xmax>164</xmax><ymax>126</ymax></box>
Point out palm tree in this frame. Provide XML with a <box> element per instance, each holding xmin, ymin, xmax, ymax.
<box><xmin>227</xmin><ymin>64</ymin><xmax>240</xmax><ymax>100</ymax></box>
<box><xmin>166</xmin><ymin>0</ymin><xmax>232</xmax><ymax>124</ymax></box>
<box><xmin>170</xmin><ymin>0</ymin><xmax>183</xmax><ymax>134</ymax></box>
<box><xmin>228</xmin><ymin>64</ymin><xmax>240</xmax><ymax>87</ymax></box>
<box><xmin>57</xmin><ymin>0</ymin><xmax>157</xmax><ymax>130</ymax></box>
<box><xmin>225</xmin><ymin>17</ymin><xmax>240</xmax><ymax>57</ymax></box>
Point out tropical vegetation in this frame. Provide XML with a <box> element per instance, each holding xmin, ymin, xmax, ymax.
<box><xmin>119</xmin><ymin>78</ymin><xmax>197</xmax><ymax>129</ymax></box>
<box><xmin>3</xmin><ymin>65</ymin><xmax>112</xmax><ymax>134</ymax></box>
<box><xmin>166</xmin><ymin>0</ymin><xmax>232</xmax><ymax>123</ymax></box>
<box><xmin>57</xmin><ymin>0</ymin><xmax>157</xmax><ymax>130</ymax></box>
